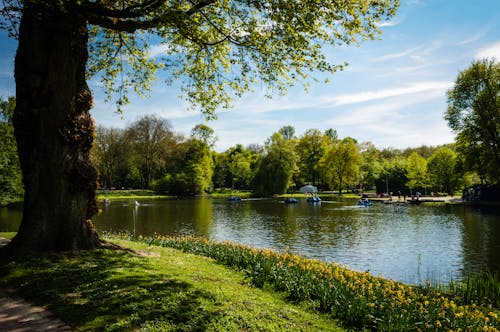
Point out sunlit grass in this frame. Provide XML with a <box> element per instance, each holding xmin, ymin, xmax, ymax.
<box><xmin>0</xmin><ymin>237</ymin><xmax>345</xmax><ymax>331</ymax></box>
<box><xmin>209</xmin><ymin>188</ymin><xmax>253</xmax><ymax>198</ymax></box>
<box><xmin>124</xmin><ymin>233</ymin><xmax>500</xmax><ymax>332</ymax></box>
<box><xmin>0</xmin><ymin>232</ymin><xmax>16</xmax><ymax>240</ymax></box>
<box><xmin>97</xmin><ymin>189</ymin><xmax>171</xmax><ymax>200</ymax></box>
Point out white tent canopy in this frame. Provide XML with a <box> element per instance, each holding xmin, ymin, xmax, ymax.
<box><xmin>299</xmin><ymin>185</ymin><xmax>318</xmax><ymax>193</ymax></box>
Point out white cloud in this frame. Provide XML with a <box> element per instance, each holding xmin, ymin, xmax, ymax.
<box><xmin>148</xmin><ymin>44</ymin><xmax>173</xmax><ymax>58</ymax></box>
<box><xmin>376</xmin><ymin>17</ymin><xmax>403</xmax><ymax>28</ymax></box>
<box><xmin>475</xmin><ymin>41</ymin><xmax>500</xmax><ymax>60</ymax></box>
<box><xmin>321</xmin><ymin>81</ymin><xmax>452</xmax><ymax>107</ymax></box>
<box><xmin>457</xmin><ymin>31</ymin><xmax>486</xmax><ymax>46</ymax></box>
<box><xmin>371</xmin><ymin>46</ymin><xmax>422</xmax><ymax>62</ymax></box>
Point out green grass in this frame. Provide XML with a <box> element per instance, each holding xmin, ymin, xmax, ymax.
<box><xmin>0</xmin><ymin>237</ymin><xmax>346</xmax><ymax>331</ymax></box>
<box><xmin>448</xmin><ymin>272</ymin><xmax>500</xmax><ymax>308</ymax></box>
<box><xmin>0</xmin><ymin>232</ymin><xmax>16</xmax><ymax>240</ymax></box>
<box><xmin>209</xmin><ymin>188</ymin><xmax>253</xmax><ymax>199</ymax></box>
<box><xmin>97</xmin><ymin>189</ymin><xmax>172</xmax><ymax>200</ymax></box>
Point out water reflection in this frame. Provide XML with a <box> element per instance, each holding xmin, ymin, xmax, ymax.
<box><xmin>1</xmin><ymin>198</ymin><xmax>499</xmax><ymax>284</ymax></box>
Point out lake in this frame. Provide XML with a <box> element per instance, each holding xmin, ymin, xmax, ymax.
<box><xmin>1</xmin><ymin>197</ymin><xmax>499</xmax><ymax>284</ymax></box>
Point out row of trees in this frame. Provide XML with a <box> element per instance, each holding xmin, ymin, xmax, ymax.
<box><xmin>89</xmin><ymin>117</ymin><xmax>469</xmax><ymax>197</ymax></box>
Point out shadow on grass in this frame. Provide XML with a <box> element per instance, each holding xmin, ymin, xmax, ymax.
<box><xmin>0</xmin><ymin>248</ymin><xmax>220</xmax><ymax>331</ymax></box>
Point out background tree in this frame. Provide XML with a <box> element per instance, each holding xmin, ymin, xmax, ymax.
<box><xmin>91</xmin><ymin>127</ymin><xmax>128</xmax><ymax>189</ymax></box>
<box><xmin>190</xmin><ymin>124</ymin><xmax>217</xmax><ymax>148</ymax></box>
<box><xmin>278</xmin><ymin>125</ymin><xmax>295</xmax><ymax>140</ymax></box>
<box><xmin>324</xmin><ymin>128</ymin><xmax>339</xmax><ymax>141</ymax></box>
<box><xmin>212</xmin><ymin>152</ymin><xmax>230</xmax><ymax>189</ymax></box>
<box><xmin>295</xmin><ymin>129</ymin><xmax>328</xmax><ymax>186</ymax></box>
<box><xmin>253</xmin><ymin>133</ymin><xmax>298</xmax><ymax>195</ymax></box>
<box><xmin>153</xmin><ymin>138</ymin><xmax>214</xmax><ymax>195</ymax></box>
<box><xmin>0</xmin><ymin>96</ymin><xmax>23</xmax><ymax>205</ymax></box>
<box><xmin>376</xmin><ymin>157</ymin><xmax>408</xmax><ymax>195</ymax></box>
<box><xmin>319</xmin><ymin>138</ymin><xmax>360</xmax><ymax>194</ymax></box>
<box><xmin>229</xmin><ymin>153</ymin><xmax>252</xmax><ymax>189</ymax></box>
<box><xmin>359</xmin><ymin>141</ymin><xmax>382</xmax><ymax>191</ymax></box>
<box><xmin>427</xmin><ymin>147</ymin><xmax>461</xmax><ymax>195</ymax></box>
<box><xmin>0</xmin><ymin>0</ymin><xmax>398</xmax><ymax>252</ymax></box>
<box><xmin>446</xmin><ymin>58</ymin><xmax>500</xmax><ymax>185</ymax></box>
<box><xmin>406</xmin><ymin>152</ymin><xmax>429</xmax><ymax>194</ymax></box>
<box><xmin>126</xmin><ymin>115</ymin><xmax>173</xmax><ymax>189</ymax></box>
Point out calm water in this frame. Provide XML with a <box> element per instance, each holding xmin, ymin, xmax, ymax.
<box><xmin>1</xmin><ymin>198</ymin><xmax>499</xmax><ymax>284</ymax></box>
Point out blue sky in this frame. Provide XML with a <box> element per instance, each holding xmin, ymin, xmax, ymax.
<box><xmin>1</xmin><ymin>0</ymin><xmax>499</xmax><ymax>152</ymax></box>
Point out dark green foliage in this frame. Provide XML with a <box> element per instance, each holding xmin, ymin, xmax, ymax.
<box><xmin>375</xmin><ymin>158</ymin><xmax>408</xmax><ymax>195</ymax></box>
<box><xmin>449</xmin><ymin>272</ymin><xmax>500</xmax><ymax>308</ymax></box>
<box><xmin>152</xmin><ymin>139</ymin><xmax>213</xmax><ymax>195</ymax></box>
<box><xmin>0</xmin><ymin>97</ymin><xmax>22</xmax><ymax>206</ymax></box>
<box><xmin>252</xmin><ymin>133</ymin><xmax>297</xmax><ymax>195</ymax></box>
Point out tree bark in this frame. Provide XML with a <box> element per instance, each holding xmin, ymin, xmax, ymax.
<box><xmin>5</xmin><ymin>4</ymin><xmax>100</xmax><ymax>253</ymax></box>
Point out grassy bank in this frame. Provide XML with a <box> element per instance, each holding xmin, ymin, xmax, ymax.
<box><xmin>209</xmin><ymin>188</ymin><xmax>253</xmax><ymax>199</ymax></box>
<box><xmin>3</xmin><ymin>233</ymin><xmax>499</xmax><ymax>331</ymax></box>
<box><xmin>0</xmin><ymin>235</ymin><xmax>345</xmax><ymax>331</ymax></box>
<box><xmin>131</xmin><ymin>234</ymin><xmax>500</xmax><ymax>332</ymax></box>
<box><xmin>97</xmin><ymin>189</ymin><xmax>172</xmax><ymax>200</ymax></box>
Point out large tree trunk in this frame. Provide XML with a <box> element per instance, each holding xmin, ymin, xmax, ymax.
<box><xmin>5</xmin><ymin>4</ymin><xmax>100</xmax><ymax>253</ymax></box>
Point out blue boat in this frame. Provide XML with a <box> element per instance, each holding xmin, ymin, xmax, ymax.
<box><xmin>307</xmin><ymin>196</ymin><xmax>321</xmax><ymax>203</ymax></box>
<box><xmin>227</xmin><ymin>196</ymin><xmax>242</xmax><ymax>201</ymax></box>
<box><xmin>356</xmin><ymin>198</ymin><xmax>372</xmax><ymax>207</ymax></box>
<box><xmin>284</xmin><ymin>198</ymin><xmax>299</xmax><ymax>204</ymax></box>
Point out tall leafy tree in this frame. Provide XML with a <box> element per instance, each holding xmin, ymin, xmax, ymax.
<box><xmin>253</xmin><ymin>133</ymin><xmax>298</xmax><ymax>195</ymax></box>
<box><xmin>324</xmin><ymin>128</ymin><xmax>338</xmax><ymax>141</ymax></box>
<box><xmin>446</xmin><ymin>58</ymin><xmax>500</xmax><ymax>185</ymax></box>
<box><xmin>212</xmin><ymin>151</ymin><xmax>229</xmax><ymax>189</ymax></box>
<box><xmin>359</xmin><ymin>141</ymin><xmax>382</xmax><ymax>191</ymax></box>
<box><xmin>154</xmin><ymin>138</ymin><xmax>214</xmax><ymax>195</ymax></box>
<box><xmin>228</xmin><ymin>153</ymin><xmax>253</xmax><ymax>189</ymax></box>
<box><xmin>319</xmin><ymin>139</ymin><xmax>360</xmax><ymax>194</ymax></box>
<box><xmin>126</xmin><ymin>115</ymin><xmax>173</xmax><ymax>189</ymax></box>
<box><xmin>405</xmin><ymin>152</ymin><xmax>428</xmax><ymax>192</ymax></box>
<box><xmin>427</xmin><ymin>147</ymin><xmax>461</xmax><ymax>195</ymax></box>
<box><xmin>190</xmin><ymin>124</ymin><xmax>217</xmax><ymax>148</ymax></box>
<box><xmin>0</xmin><ymin>97</ymin><xmax>23</xmax><ymax>205</ymax></box>
<box><xmin>0</xmin><ymin>0</ymin><xmax>398</xmax><ymax>252</ymax></box>
<box><xmin>376</xmin><ymin>157</ymin><xmax>408</xmax><ymax>195</ymax></box>
<box><xmin>295</xmin><ymin>129</ymin><xmax>328</xmax><ymax>185</ymax></box>
<box><xmin>91</xmin><ymin>126</ymin><xmax>129</xmax><ymax>189</ymax></box>
<box><xmin>278</xmin><ymin>125</ymin><xmax>295</xmax><ymax>140</ymax></box>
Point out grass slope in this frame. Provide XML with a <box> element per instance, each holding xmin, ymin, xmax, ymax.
<box><xmin>0</xmin><ymin>238</ymin><xmax>345</xmax><ymax>331</ymax></box>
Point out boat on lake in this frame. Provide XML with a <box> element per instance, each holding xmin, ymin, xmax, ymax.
<box><xmin>307</xmin><ymin>195</ymin><xmax>321</xmax><ymax>203</ymax></box>
<box><xmin>284</xmin><ymin>198</ymin><xmax>299</xmax><ymax>204</ymax></box>
<box><xmin>357</xmin><ymin>198</ymin><xmax>372</xmax><ymax>207</ymax></box>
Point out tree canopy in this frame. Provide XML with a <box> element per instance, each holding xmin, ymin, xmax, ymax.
<box><xmin>2</xmin><ymin>0</ymin><xmax>399</xmax><ymax>115</ymax></box>
<box><xmin>446</xmin><ymin>58</ymin><xmax>500</xmax><ymax>185</ymax></box>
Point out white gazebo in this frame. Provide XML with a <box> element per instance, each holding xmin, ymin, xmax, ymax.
<box><xmin>299</xmin><ymin>185</ymin><xmax>318</xmax><ymax>194</ymax></box>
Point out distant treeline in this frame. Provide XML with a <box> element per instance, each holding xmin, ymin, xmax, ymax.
<box><xmin>90</xmin><ymin>117</ymin><xmax>473</xmax><ymax>197</ymax></box>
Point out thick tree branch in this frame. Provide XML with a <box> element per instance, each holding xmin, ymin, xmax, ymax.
<box><xmin>81</xmin><ymin>0</ymin><xmax>166</xmax><ymax>19</ymax></box>
<box><xmin>85</xmin><ymin>0</ymin><xmax>216</xmax><ymax>33</ymax></box>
